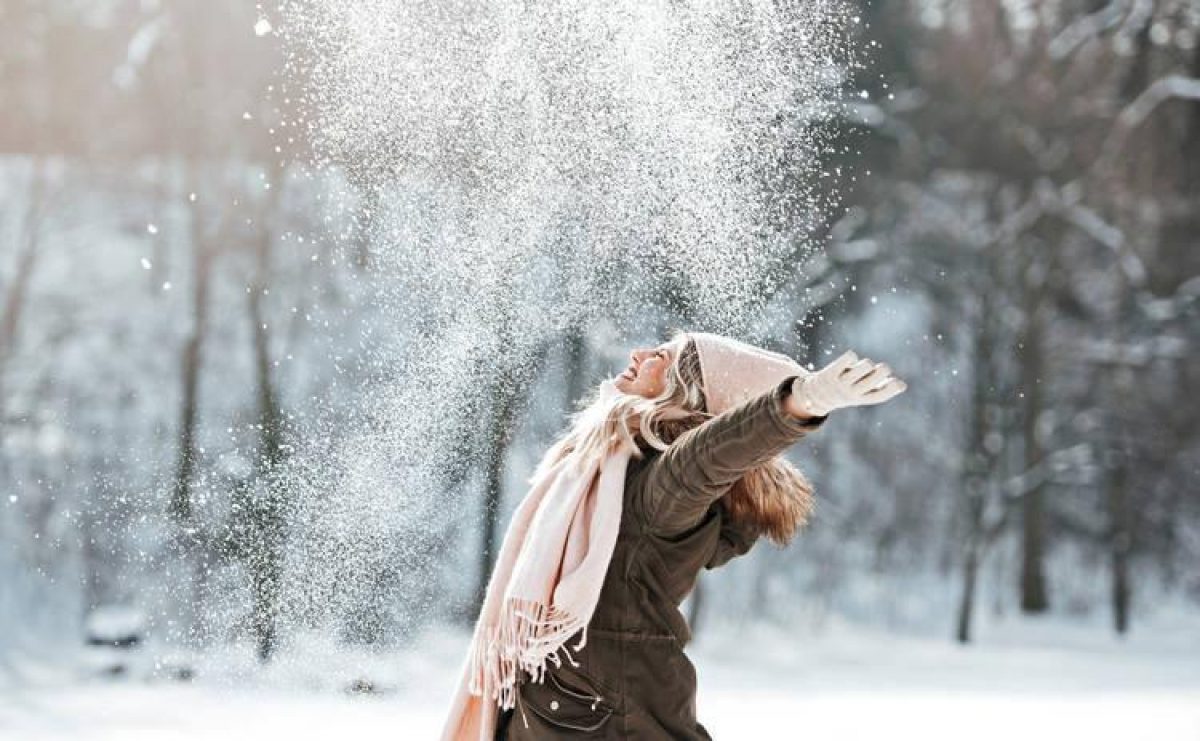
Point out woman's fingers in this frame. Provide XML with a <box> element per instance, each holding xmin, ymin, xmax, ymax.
<box><xmin>847</xmin><ymin>359</ymin><xmax>881</xmax><ymax>385</ymax></box>
<box><xmin>853</xmin><ymin>362</ymin><xmax>889</xmax><ymax>388</ymax></box>
<box><xmin>829</xmin><ymin>350</ymin><xmax>858</xmax><ymax>375</ymax></box>
<box><xmin>860</xmin><ymin>375</ymin><xmax>907</xmax><ymax>403</ymax></box>
<box><xmin>832</xmin><ymin>352</ymin><xmax>863</xmax><ymax>378</ymax></box>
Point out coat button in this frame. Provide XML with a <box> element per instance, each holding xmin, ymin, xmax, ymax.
<box><xmin>550</xmin><ymin>700</ymin><xmax>559</xmax><ymax>711</ymax></box>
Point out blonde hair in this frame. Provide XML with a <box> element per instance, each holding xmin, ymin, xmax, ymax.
<box><xmin>533</xmin><ymin>329</ymin><xmax>815</xmax><ymax>546</ymax></box>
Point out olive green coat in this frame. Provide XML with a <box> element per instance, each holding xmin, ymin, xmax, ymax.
<box><xmin>495</xmin><ymin>374</ymin><xmax>827</xmax><ymax>740</ymax></box>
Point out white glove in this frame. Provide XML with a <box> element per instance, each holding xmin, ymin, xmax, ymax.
<box><xmin>789</xmin><ymin>350</ymin><xmax>907</xmax><ymax>417</ymax></box>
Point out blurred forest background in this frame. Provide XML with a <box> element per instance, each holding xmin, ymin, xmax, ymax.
<box><xmin>1</xmin><ymin>0</ymin><xmax>1198</xmax><ymax>686</ymax></box>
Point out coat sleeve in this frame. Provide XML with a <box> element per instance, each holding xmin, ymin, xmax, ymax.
<box><xmin>633</xmin><ymin>373</ymin><xmax>827</xmax><ymax>537</ymax></box>
<box><xmin>704</xmin><ymin>510</ymin><xmax>759</xmax><ymax>569</ymax></box>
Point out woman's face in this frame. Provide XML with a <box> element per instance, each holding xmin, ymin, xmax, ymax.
<box><xmin>615</xmin><ymin>343</ymin><xmax>674</xmax><ymax>398</ymax></box>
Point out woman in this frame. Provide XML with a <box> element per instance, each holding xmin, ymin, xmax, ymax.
<box><xmin>441</xmin><ymin>330</ymin><xmax>906</xmax><ymax>740</ymax></box>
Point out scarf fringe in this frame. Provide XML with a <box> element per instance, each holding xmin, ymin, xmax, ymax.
<box><xmin>466</xmin><ymin>597</ymin><xmax>590</xmax><ymax>710</ymax></box>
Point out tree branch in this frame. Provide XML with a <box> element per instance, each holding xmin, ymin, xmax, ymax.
<box><xmin>1098</xmin><ymin>75</ymin><xmax>1200</xmax><ymax>165</ymax></box>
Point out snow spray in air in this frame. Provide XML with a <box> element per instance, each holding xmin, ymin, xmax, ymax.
<box><xmin>255</xmin><ymin>0</ymin><xmax>861</xmax><ymax>651</ymax></box>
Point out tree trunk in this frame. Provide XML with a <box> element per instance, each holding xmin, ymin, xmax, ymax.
<box><xmin>1018</xmin><ymin>253</ymin><xmax>1049</xmax><ymax>615</ymax></box>
<box><xmin>956</xmin><ymin>285</ymin><xmax>998</xmax><ymax>643</ymax></box>
<box><xmin>169</xmin><ymin>163</ymin><xmax>219</xmax><ymax>649</ymax></box>
<box><xmin>563</xmin><ymin>322</ymin><xmax>589</xmax><ymax>412</ymax></box>
<box><xmin>1105</xmin><ymin>263</ymin><xmax>1137</xmax><ymax>636</ymax></box>
<box><xmin>471</xmin><ymin>335</ymin><xmax>553</xmax><ymax>619</ymax></box>
<box><xmin>351</xmin><ymin>175</ymin><xmax>380</xmax><ymax>270</ymax></box>
<box><xmin>247</xmin><ymin>165</ymin><xmax>287</xmax><ymax>662</ymax></box>
<box><xmin>0</xmin><ymin>158</ymin><xmax>46</xmax><ymax>427</ymax></box>
<box><xmin>1107</xmin><ymin>449</ymin><xmax>1131</xmax><ymax>635</ymax></box>
<box><xmin>473</xmin><ymin>370</ymin><xmax>521</xmax><ymax>618</ymax></box>
<box><xmin>955</xmin><ymin>543</ymin><xmax>980</xmax><ymax>644</ymax></box>
<box><xmin>170</xmin><ymin>174</ymin><xmax>213</xmax><ymax>523</ymax></box>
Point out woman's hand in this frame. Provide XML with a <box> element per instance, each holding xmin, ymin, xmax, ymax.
<box><xmin>786</xmin><ymin>350</ymin><xmax>907</xmax><ymax>418</ymax></box>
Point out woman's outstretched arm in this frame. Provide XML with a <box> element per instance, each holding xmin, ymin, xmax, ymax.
<box><xmin>632</xmin><ymin>374</ymin><xmax>826</xmax><ymax>536</ymax></box>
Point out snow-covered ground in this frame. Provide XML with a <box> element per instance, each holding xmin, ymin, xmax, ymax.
<box><xmin>2</xmin><ymin>613</ymin><xmax>1198</xmax><ymax>740</ymax></box>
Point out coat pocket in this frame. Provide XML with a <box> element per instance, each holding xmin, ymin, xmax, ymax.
<box><xmin>521</xmin><ymin>668</ymin><xmax>614</xmax><ymax>732</ymax></box>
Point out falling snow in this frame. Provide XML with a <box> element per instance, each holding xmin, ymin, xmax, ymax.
<box><xmin>248</xmin><ymin>0</ymin><xmax>863</xmax><ymax>638</ymax></box>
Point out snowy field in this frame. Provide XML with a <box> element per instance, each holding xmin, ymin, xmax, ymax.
<box><xmin>3</xmin><ymin>613</ymin><xmax>1198</xmax><ymax>741</ymax></box>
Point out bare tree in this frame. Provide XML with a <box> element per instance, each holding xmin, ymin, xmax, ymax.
<box><xmin>242</xmin><ymin>162</ymin><xmax>289</xmax><ymax>661</ymax></box>
<box><xmin>0</xmin><ymin>159</ymin><xmax>47</xmax><ymax>427</ymax></box>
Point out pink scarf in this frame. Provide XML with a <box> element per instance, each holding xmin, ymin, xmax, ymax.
<box><xmin>438</xmin><ymin>392</ymin><xmax>634</xmax><ymax>741</ymax></box>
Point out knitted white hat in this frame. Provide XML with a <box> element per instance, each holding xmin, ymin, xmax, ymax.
<box><xmin>689</xmin><ymin>332</ymin><xmax>812</xmax><ymax>415</ymax></box>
